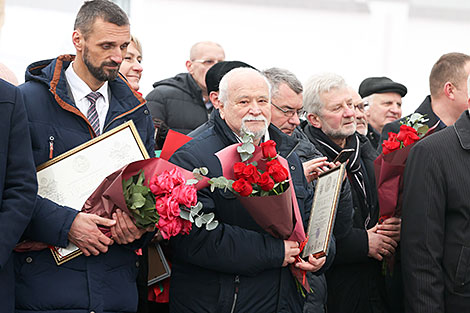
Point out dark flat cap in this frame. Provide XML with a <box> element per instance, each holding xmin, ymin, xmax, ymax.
<box><xmin>205</xmin><ymin>61</ymin><xmax>256</xmax><ymax>94</ymax></box>
<box><xmin>358</xmin><ymin>76</ymin><xmax>407</xmax><ymax>98</ymax></box>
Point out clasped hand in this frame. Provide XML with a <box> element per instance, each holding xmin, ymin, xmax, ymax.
<box><xmin>68</xmin><ymin>210</ymin><xmax>152</xmax><ymax>256</ymax></box>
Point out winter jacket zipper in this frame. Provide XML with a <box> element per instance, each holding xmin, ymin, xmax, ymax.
<box><xmin>230</xmin><ymin>275</ymin><xmax>240</xmax><ymax>313</ymax></box>
<box><xmin>49</xmin><ymin>136</ymin><xmax>55</xmax><ymax>159</ymax></box>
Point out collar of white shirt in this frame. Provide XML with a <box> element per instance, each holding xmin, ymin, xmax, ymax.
<box><xmin>65</xmin><ymin>62</ymin><xmax>110</xmax><ymax>132</ymax></box>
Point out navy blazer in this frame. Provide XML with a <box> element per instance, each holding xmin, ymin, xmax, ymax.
<box><xmin>0</xmin><ymin>79</ymin><xmax>37</xmax><ymax>312</ymax></box>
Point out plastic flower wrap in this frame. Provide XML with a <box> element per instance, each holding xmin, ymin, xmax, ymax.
<box><xmin>83</xmin><ymin>158</ymin><xmax>218</xmax><ymax>240</ymax></box>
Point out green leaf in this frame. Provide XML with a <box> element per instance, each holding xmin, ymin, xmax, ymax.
<box><xmin>206</xmin><ymin>220</ymin><xmax>219</xmax><ymax>231</ymax></box>
<box><xmin>179</xmin><ymin>209</ymin><xmax>191</xmax><ymax>221</ymax></box>
<box><xmin>201</xmin><ymin>212</ymin><xmax>215</xmax><ymax>223</ymax></box>
<box><xmin>186</xmin><ymin>178</ymin><xmax>198</xmax><ymax>185</ymax></box>
<box><xmin>195</xmin><ymin>216</ymin><xmax>203</xmax><ymax>228</ymax></box>
<box><xmin>191</xmin><ymin>202</ymin><xmax>203</xmax><ymax>214</ymax></box>
<box><xmin>131</xmin><ymin>193</ymin><xmax>146</xmax><ymax>208</ymax></box>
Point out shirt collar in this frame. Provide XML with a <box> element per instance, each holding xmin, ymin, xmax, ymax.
<box><xmin>65</xmin><ymin>62</ymin><xmax>109</xmax><ymax>104</ymax></box>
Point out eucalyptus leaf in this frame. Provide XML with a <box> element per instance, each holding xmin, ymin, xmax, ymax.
<box><xmin>206</xmin><ymin>220</ymin><xmax>219</xmax><ymax>231</ymax></box>
<box><xmin>186</xmin><ymin>178</ymin><xmax>198</xmax><ymax>185</ymax></box>
<box><xmin>179</xmin><ymin>209</ymin><xmax>191</xmax><ymax>221</ymax></box>
<box><xmin>201</xmin><ymin>212</ymin><xmax>215</xmax><ymax>223</ymax></box>
<box><xmin>195</xmin><ymin>216</ymin><xmax>203</xmax><ymax>228</ymax></box>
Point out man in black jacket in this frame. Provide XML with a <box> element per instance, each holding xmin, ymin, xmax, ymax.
<box><xmin>301</xmin><ymin>72</ymin><xmax>400</xmax><ymax>313</ymax></box>
<box><xmin>379</xmin><ymin>52</ymin><xmax>470</xmax><ymax>151</ymax></box>
<box><xmin>169</xmin><ymin>67</ymin><xmax>330</xmax><ymax>312</ymax></box>
<box><xmin>146</xmin><ymin>41</ymin><xmax>225</xmax><ymax>134</ymax></box>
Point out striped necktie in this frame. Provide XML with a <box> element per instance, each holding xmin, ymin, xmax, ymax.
<box><xmin>86</xmin><ymin>91</ymin><xmax>101</xmax><ymax>136</ymax></box>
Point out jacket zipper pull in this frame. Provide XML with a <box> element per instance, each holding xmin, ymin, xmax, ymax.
<box><xmin>230</xmin><ymin>275</ymin><xmax>240</xmax><ymax>313</ymax></box>
<box><xmin>49</xmin><ymin>136</ymin><xmax>55</xmax><ymax>159</ymax></box>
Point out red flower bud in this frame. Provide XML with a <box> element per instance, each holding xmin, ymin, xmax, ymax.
<box><xmin>257</xmin><ymin>172</ymin><xmax>275</xmax><ymax>191</ymax></box>
<box><xmin>266</xmin><ymin>159</ymin><xmax>289</xmax><ymax>183</ymax></box>
<box><xmin>232</xmin><ymin>178</ymin><xmax>253</xmax><ymax>197</ymax></box>
<box><xmin>260</xmin><ymin>140</ymin><xmax>277</xmax><ymax>159</ymax></box>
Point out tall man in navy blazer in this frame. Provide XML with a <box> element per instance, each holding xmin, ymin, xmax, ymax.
<box><xmin>0</xmin><ymin>79</ymin><xmax>37</xmax><ymax>312</ymax></box>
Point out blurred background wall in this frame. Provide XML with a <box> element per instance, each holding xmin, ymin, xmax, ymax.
<box><xmin>1</xmin><ymin>0</ymin><xmax>470</xmax><ymax>115</ymax></box>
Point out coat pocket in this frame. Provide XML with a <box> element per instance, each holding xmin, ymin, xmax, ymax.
<box><xmin>454</xmin><ymin>246</ymin><xmax>470</xmax><ymax>294</ymax></box>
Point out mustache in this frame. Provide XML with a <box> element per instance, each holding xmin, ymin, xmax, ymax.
<box><xmin>102</xmin><ymin>61</ymin><xmax>120</xmax><ymax>68</ymax></box>
<box><xmin>242</xmin><ymin>115</ymin><xmax>268</xmax><ymax>123</ymax></box>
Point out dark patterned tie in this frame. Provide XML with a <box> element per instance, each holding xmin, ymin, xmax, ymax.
<box><xmin>86</xmin><ymin>91</ymin><xmax>101</xmax><ymax>135</ymax></box>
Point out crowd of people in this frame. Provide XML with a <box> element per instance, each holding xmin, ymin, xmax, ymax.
<box><xmin>1</xmin><ymin>0</ymin><xmax>470</xmax><ymax>313</ymax></box>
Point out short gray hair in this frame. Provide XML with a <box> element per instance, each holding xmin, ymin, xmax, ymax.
<box><xmin>303</xmin><ymin>73</ymin><xmax>347</xmax><ymax>116</ymax></box>
<box><xmin>74</xmin><ymin>0</ymin><xmax>129</xmax><ymax>38</ymax></box>
<box><xmin>262</xmin><ymin>67</ymin><xmax>302</xmax><ymax>98</ymax></box>
<box><xmin>219</xmin><ymin>67</ymin><xmax>271</xmax><ymax>105</ymax></box>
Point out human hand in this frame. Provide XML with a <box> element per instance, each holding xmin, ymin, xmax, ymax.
<box><xmin>302</xmin><ymin>157</ymin><xmax>334</xmax><ymax>183</ymax></box>
<box><xmin>110</xmin><ymin>209</ymin><xmax>153</xmax><ymax>245</ymax></box>
<box><xmin>295</xmin><ymin>255</ymin><xmax>326</xmax><ymax>272</ymax></box>
<box><xmin>367</xmin><ymin>225</ymin><xmax>398</xmax><ymax>261</ymax></box>
<box><xmin>377</xmin><ymin>217</ymin><xmax>401</xmax><ymax>242</ymax></box>
<box><xmin>68</xmin><ymin>212</ymin><xmax>115</xmax><ymax>256</ymax></box>
<box><xmin>283</xmin><ymin>240</ymin><xmax>300</xmax><ymax>267</ymax></box>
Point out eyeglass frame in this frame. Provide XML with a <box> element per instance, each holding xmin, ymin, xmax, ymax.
<box><xmin>191</xmin><ymin>59</ymin><xmax>221</xmax><ymax>66</ymax></box>
<box><xmin>271</xmin><ymin>101</ymin><xmax>305</xmax><ymax>118</ymax></box>
<box><xmin>353</xmin><ymin>100</ymin><xmax>369</xmax><ymax>112</ymax></box>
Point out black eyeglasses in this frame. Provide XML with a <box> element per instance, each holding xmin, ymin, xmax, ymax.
<box><xmin>353</xmin><ymin>100</ymin><xmax>369</xmax><ymax>112</ymax></box>
<box><xmin>271</xmin><ymin>102</ymin><xmax>304</xmax><ymax>118</ymax></box>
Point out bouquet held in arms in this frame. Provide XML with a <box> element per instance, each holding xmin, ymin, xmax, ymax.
<box><xmin>83</xmin><ymin>158</ymin><xmax>218</xmax><ymax>240</ymax></box>
<box><xmin>374</xmin><ymin>113</ymin><xmax>433</xmax><ymax>222</ymax></box>
<box><xmin>208</xmin><ymin>133</ymin><xmax>311</xmax><ymax>293</ymax></box>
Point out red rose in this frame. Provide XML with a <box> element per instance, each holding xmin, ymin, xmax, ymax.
<box><xmin>234</xmin><ymin>162</ymin><xmax>246</xmax><ymax>180</ymax></box>
<box><xmin>257</xmin><ymin>172</ymin><xmax>275</xmax><ymax>191</ymax></box>
<box><xmin>260</xmin><ymin>140</ymin><xmax>277</xmax><ymax>159</ymax></box>
<box><xmin>232</xmin><ymin>178</ymin><xmax>253</xmax><ymax>197</ymax></box>
<box><xmin>266</xmin><ymin>159</ymin><xmax>289</xmax><ymax>183</ymax></box>
<box><xmin>157</xmin><ymin>214</ymin><xmax>183</xmax><ymax>239</ymax></box>
<box><xmin>155</xmin><ymin>195</ymin><xmax>180</xmax><ymax>220</ymax></box>
<box><xmin>382</xmin><ymin>138</ymin><xmax>401</xmax><ymax>155</ymax></box>
<box><xmin>397</xmin><ymin>125</ymin><xmax>420</xmax><ymax>146</ymax></box>
<box><xmin>149</xmin><ymin>170</ymin><xmax>175</xmax><ymax>196</ymax></box>
<box><xmin>172</xmin><ymin>183</ymin><xmax>197</xmax><ymax>208</ymax></box>
<box><xmin>242</xmin><ymin>164</ymin><xmax>260</xmax><ymax>184</ymax></box>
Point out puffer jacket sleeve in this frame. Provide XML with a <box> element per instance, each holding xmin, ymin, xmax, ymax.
<box><xmin>23</xmin><ymin>197</ymin><xmax>78</xmax><ymax>247</ymax></box>
<box><xmin>145</xmin><ymin>87</ymin><xmax>167</xmax><ymax>123</ymax></box>
<box><xmin>170</xmin><ymin>149</ymin><xmax>285</xmax><ymax>277</ymax></box>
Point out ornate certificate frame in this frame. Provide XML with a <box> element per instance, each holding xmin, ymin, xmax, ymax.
<box><xmin>302</xmin><ymin>163</ymin><xmax>346</xmax><ymax>258</ymax></box>
<box><xmin>36</xmin><ymin>121</ymin><xmax>149</xmax><ymax>265</ymax></box>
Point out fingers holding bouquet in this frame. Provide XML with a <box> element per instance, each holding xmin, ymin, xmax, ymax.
<box><xmin>295</xmin><ymin>255</ymin><xmax>326</xmax><ymax>272</ymax></box>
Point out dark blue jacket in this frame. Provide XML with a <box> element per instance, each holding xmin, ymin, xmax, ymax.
<box><xmin>169</xmin><ymin>115</ymin><xmax>325</xmax><ymax>313</ymax></box>
<box><xmin>0</xmin><ymin>79</ymin><xmax>37</xmax><ymax>312</ymax></box>
<box><xmin>14</xmin><ymin>55</ymin><xmax>155</xmax><ymax>313</ymax></box>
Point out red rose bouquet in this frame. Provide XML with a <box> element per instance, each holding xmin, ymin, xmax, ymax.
<box><xmin>375</xmin><ymin>113</ymin><xmax>433</xmax><ymax>221</ymax></box>
<box><xmin>82</xmin><ymin>158</ymin><xmax>218</xmax><ymax>239</ymax></box>
<box><xmin>208</xmin><ymin>133</ymin><xmax>310</xmax><ymax>291</ymax></box>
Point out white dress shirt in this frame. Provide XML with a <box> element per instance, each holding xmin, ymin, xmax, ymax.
<box><xmin>65</xmin><ymin>63</ymin><xmax>110</xmax><ymax>133</ymax></box>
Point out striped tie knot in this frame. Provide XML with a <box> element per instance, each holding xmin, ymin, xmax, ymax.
<box><xmin>86</xmin><ymin>91</ymin><xmax>102</xmax><ymax>136</ymax></box>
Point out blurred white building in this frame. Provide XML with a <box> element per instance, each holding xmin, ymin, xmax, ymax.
<box><xmin>1</xmin><ymin>0</ymin><xmax>470</xmax><ymax>115</ymax></box>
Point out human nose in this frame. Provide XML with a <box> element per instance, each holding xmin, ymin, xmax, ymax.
<box><xmin>248</xmin><ymin>99</ymin><xmax>262</xmax><ymax>114</ymax></box>
<box><xmin>110</xmin><ymin>48</ymin><xmax>124</xmax><ymax>64</ymax></box>
<box><xmin>133</xmin><ymin>61</ymin><xmax>143</xmax><ymax>73</ymax></box>
<box><xmin>390</xmin><ymin>104</ymin><xmax>401</xmax><ymax>114</ymax></box>
<box><xmin>344</xmin><ymin>105</ymin><xmax>355</xmax><ymax>118</ymax></box>
<box><xmin>289</xmin><ymin>112</ymin><xmax>301</xmax><ymax>126</ymax></box>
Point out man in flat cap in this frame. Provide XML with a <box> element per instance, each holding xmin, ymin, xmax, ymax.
<box><xmin>358</xmin><ymin>76</ymin><xmax>407</xmax><ymax>149</ymax></box>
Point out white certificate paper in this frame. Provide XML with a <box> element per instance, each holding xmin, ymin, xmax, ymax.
<box><xmin>36</xmin><ymin>121</ymin><xmax>149</xmax><ymax>265</ymax></box>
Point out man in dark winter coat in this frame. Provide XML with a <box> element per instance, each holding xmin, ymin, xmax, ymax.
<box><xmin>302</xmin><ymin>72</ymin><xmax>400</xmax><ymax>313</ymax></box>
<box><xmin>169</xmin><ymin>67</ymin><xmax>330</xmax><ymax>313</ymax></box>
<box><xmin>379</xmin><ymin>52</ymin><xmax>470</xmax><ymax>152</ymax></box>
<box><xmin>146</xmin><ymin>41</ymin><xmax>225</xmax><ymax>135</ymax></box>
<box><xmin>263</xmin><ymin>67</ymin><xmax>354</xmax><ymax>313</ymax></box>
<box><xmin>14</xmin><ymin>1</ymin><xmax>155</xmax><ymax>312</ymax></box>
<box><xmin>0</xmin><ymin>79</ymin><xmax>37</xmax><ymax>312</ymax></box>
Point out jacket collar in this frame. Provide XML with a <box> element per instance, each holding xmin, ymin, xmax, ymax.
<box><xmin>453</xmin><ymin>110</ymin><xmax>470</xmax><ymax>150</ymax></box>
<box><xmin>415</xmin><ymin>95</ymin><xmax>442</xmax><ymax>128</ymax></box>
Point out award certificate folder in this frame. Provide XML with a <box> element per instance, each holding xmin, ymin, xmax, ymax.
<box><xmin>147</xmin><ymin>243</ymin><xmax>171</xmax><ymax>286</ymax></box>
<box><xmin>302</xmin><ymin>163</ymin><xmax>346</xmax><ymax>258</ymax></box>
<box><xmin>36</xmin><ymin>121</ymin><xmax>149</xmax><ymax>265</ymax></box>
